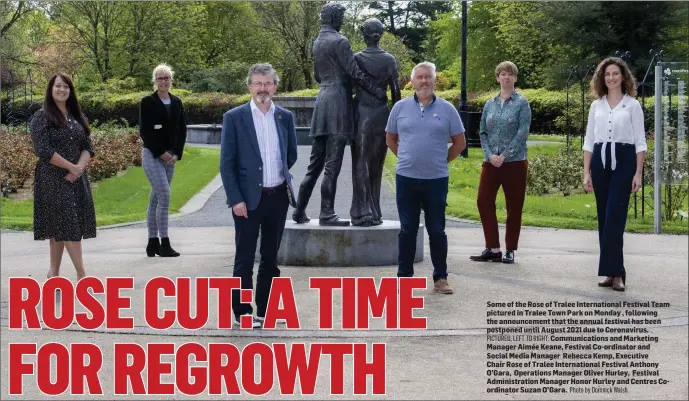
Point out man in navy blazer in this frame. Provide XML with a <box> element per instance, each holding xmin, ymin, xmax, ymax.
<box><xmin>220</xmin><ymin>63</ymin><xmax>297</xmax><ymax>328</ymax></box>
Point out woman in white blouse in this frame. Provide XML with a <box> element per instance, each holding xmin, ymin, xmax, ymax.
<box><xmin>582</xmin><ymin>57</ymin><xmax>646</xmax><ymax>292</ymax></box>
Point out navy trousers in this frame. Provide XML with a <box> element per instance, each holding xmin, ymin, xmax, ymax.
<box><xmin>396</xmin><ymin>174</ymin><xmax>449</xmax><ymax>282</ymax></box>
<box><xmin>231</xmin><ymin>184</ymin><xmax>289</xmax><ymax>318</ymax></box>
<box><xmin>590</xmin><ymin>142</ymin><xmax>637</xmax><ymax>278</ymax></box>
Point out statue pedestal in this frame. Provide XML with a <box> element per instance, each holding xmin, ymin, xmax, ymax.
<box><xmin>186</xmin><ymin>124</ymin><xmax>221</xmax><ymax>144</ymax></box>
<box><xmin>257</xmin><ymin>220</ymin><xmax>424</xmax><ymax>267</ymax></box>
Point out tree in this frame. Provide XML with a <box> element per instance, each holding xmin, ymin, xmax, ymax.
<box><xmin>542</xmin><ymin>1</ymin><xmax>689</xmax><ymax>82</ymax></box>
<box><xmin>432</xmin><ymin>1</ymin><xmax>504</xmax><ymax>91</ymax></box>
<box><xmin>1</xmin><ymin>1</ymin><xmax>41</xmax><ymax>66</ymax></box>
<box><xmin>120</xmin><ymin>2</ymin><xmax>163</xmax><ymax>79</ymax></box>
<box><xmin>253</xmin><ymin>1</ymin><xmax>325</xmax><ymax>89</ymax></box>
<box><xmin>433</xmin><ymin>1</ymin><xmax>689</xmax><ymax>91</ymax></box>
<box><xmin>369</xmin><ymin>1</ymin><xmax>452</xmax><ymax>61</ymax></box>
<box><xmin>51</xmin><ymin>1</ymin><xmax>126</xmax><ymax>82</ymax></box>
<box><xmin>1</xmin><ymin>2</ymin><xmax>48</xmax><ymax>89</ymax></box>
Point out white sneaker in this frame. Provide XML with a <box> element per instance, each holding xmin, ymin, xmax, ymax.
<box><xmin>235</xmin><ymin>313</ymin><xmax>262</xmax><ymax>328</ymax></box>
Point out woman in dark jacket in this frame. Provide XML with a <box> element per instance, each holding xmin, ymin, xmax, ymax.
<box><xmin>30</xmin><ymin>72</ymin><xmax>96</xmax><ymax>280</ymax></box>
<box><xmin>139</xmin><ymin>63</ymin><xmax>187</xmax><ymax>257</ymax></box>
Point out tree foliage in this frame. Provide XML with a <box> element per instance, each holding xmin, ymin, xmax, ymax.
<box><xmin>432</xmin><ymin>0</ymin><xmax>688</xmax><ymax>91</ymax></box>
<box><xmin>369</xmin><ymin>1</ymin><xmax>452</xmax><ymax>62</ymax></box>
<box><xmin>1</xmin><ymin>1</ymin><xmax>687</xmax><ymax>95</ymax></box>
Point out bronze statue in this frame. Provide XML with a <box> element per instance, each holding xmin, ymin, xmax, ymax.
<box><xmin>292</xmin><ymin>2</ymin><xmax>386</xmax><ymax>226</ymax></box>
<box><xmin>350</xmin><ymin>18</ymin><xmax>401</xmax><ymax>226</ymax></box>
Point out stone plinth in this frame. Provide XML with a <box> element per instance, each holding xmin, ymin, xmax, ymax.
<box><xmin>257</xmin><ymin>220</ymin><xmax>423</xmax><ymax>267</ymax></box>
<box><xmin>273</xmin><ymin>96</ymin><xmax>316</xmax><ymax>127</ymax></box>
<box><xmin>187</xmin><ymin>124</ymin><xmax>221</xmax><ymax>144</ymax></box>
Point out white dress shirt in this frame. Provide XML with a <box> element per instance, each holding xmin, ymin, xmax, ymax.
<box><xmin>250</xmin><ymin>99</ymin><xmax>284</xmax><ymax>187</ymax></box>
<box><xmin>582</xmin><ymin>95</ymin><xmax>647</xmax><ymax>170</ymax></box>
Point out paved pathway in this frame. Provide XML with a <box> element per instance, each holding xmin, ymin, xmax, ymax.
<box><xmin>3</xmin><ymin>140</ymin><xmax>687</xmax><ymax>399</ymax></box>
<box><xmin>1</xmin><ymin>225</ymin><xmax>687</xmax><ymax>399</ymax></box>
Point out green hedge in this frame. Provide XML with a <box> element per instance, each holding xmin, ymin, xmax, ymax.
<box><xmin>3</xmin><ymin>88</ymin><xmax>658</xmax><ymax>136</ymax></box>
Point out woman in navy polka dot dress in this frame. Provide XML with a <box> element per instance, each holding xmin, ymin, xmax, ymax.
<box><xmin>29</xmin><ymin>72</ymin><xmax>96</xmax><ymax>281</ymax></box>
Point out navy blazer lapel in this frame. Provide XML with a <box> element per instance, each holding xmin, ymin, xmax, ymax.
<box><xmin>274</xmin><ymin>109</ymin><xmax>287</xmax><ymax>157</ymax></box>
<box><xmin>240</xmin><ymin>104</ymin><xmax>261</xmax><ymax>157</ymax></box>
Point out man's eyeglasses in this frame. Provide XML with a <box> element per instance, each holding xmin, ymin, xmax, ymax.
<box><xmin>250</xmin><ymin>82</ymin><xmax>275</xmax><ymax>88</ymax></box>
<box><xmin>156</xmin><ymin>76</ymin><xmax>172</xmax><ymax>82</ymax></box>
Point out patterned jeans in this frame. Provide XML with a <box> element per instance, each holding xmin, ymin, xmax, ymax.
<box><xmin>142</xmin><ymin>148</ymin><xmax>175</xmax><ymax>238</ymax></box>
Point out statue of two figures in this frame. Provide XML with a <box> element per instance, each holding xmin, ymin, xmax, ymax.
<box><xmin>292</xmin><ymin>3</ymin><xmax>401</xmax><ymax>227</ymax></box>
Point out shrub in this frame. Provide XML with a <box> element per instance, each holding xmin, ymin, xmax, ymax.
<box><xmin>435</xmin><ymin>71</ymin><xmax>454</xmax><ymax>91</ymax></box>
<box><xmin>180</xmin><ymin>62</ymin><xmax>253</xmax><ymax>94</ymax></box>
<box><xmin>404</xmin><ymin>71</ymin><xmax>453</xmax><ymax>91</ymax></box>
<box><xmin>526</xmin><ymin>147</ymin><xmax>582</xmax><ymax>196</ymax></box>
<box><xmin>1</xmin><ymin>88</ymin><xmax>661</xmax><ymax>138</ymax></box>
<box><xmin>0</xmin><ymin>126</ymin><xmax>35</xmax><ymax>196</ymax></box>
<box><xmin>87</xmin><ymin>128</ymin><xmax>142</xmax><ymax>182</ymax></box>
<box><xmin>0</xmin><ymin>124</ymin><xmax>141</xmax><ymax>197</ymax></box>
<box><xmin>525</xmin><ymin>154</ymin><xmax>554</xmax><ymax>196</ymax></box>
<box><xmin>643</xmin><ymin>131</ymin><xmax>689</xmax><ymax>222</ymax></box>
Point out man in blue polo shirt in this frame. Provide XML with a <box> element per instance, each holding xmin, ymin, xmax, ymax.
<box><xmin>385</xmin><ymin>61</ymin><xmax>466</xmax><ymax>294</ymax></box>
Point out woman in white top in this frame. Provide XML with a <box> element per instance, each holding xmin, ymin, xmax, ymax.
<box><xmin>582</xmin><ymin>57</ymin><xmax>646</xmax><ymax>292</ymax></box>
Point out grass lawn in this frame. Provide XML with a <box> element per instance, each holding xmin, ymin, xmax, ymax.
<box><xmin>384</xmin><ymin>144</ymin><xmax>688</xmax><ymax>235</ymax></box>
<box><xmin>1</xmin><ymin>146</ymin><xmax>220</xmax><ymax>230</ymax></box>
<box><xmin>528</xmin><ymin>134</ymin><xmax>566</xmax><ymax>143</ymax></box>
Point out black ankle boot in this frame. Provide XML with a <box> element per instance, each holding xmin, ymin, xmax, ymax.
<box><xmin>159</xmin><ymin>237</ymin><xmax>180</xmax><ymax>257</ymax></box>
<box><xmin>146</xmin><ymin>237</ymin><xmax>160</xmax><ymax>257</ymax></box>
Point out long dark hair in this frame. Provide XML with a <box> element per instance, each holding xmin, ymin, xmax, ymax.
<box><xmin>590</xmin><ymin>57</ymin><xmax>637</xmax><ymax>99</ymax></box>
<box><xmin>43</xmin><ymin>72</ymin><xmax>91</xmax><ymax>135</ymax></box>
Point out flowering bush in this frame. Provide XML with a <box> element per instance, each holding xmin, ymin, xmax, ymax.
<box><xmin>0</xmin><ymin>126</ymin><xmax>35</xmax><ymax>196</ymax></box>
<box><xmin>88</xmin><ymin>129</ymin><xmax>142</xmax><ymax>181</ymax></box>
<box><xmin>643</xmin><ymin>130</ymin><xmax>689</xmax><ymax>222</ymax></box>
<box><xmin>0</xmin><ymin>124</ymin><xmax>141</xmax><ymax>197</ymax></box>
<box><xmin>526</xmin><ymin>147</ymin><xmax>582</xmax><ymax>196</ymax></box>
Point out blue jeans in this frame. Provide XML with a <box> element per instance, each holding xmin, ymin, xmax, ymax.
<box><xmin>396</xmin><ymin>174</ymin><xmax>449</xmax><ymax>282</ymax></box>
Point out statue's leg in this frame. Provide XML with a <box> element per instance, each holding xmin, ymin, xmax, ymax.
<box><xmin>319</xmin><ymin>135</ymin><xmax>349</xmax><ymax>226</ymax></box>
<box><xmin>365</xmin><ymin>105</ymin><xmax>389</xmax><ymax>225</ymax></box>
<box><xmin>293</xmin><ymin>136</ymin><xmax>326</xmax><ymax>223</ymax></box>
<box><xmin>368</xmin><ymin>130</ymin><xmax>388</xmax><ymax>225</ymax></box>
<box><xmin>350</xmin><ymin>118</ymin><xmax>373</xmax><ymax>226</ymax></box>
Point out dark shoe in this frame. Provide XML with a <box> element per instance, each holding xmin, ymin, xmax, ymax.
<box><xmin>371</xmin><ymin>219</ymin><xmax>383</xmax><ymax>226</ymax></box>
<box><xmin>469</xmin><ymin>248</ymin><xmax>502</xmax><ymax>262</ymax></box>
<box><xmin>292</xmin><ymin>210</ymin><xmax>310</xmax><ymax>224</ymax></box>
<box><xmin>159</xmin><ymin>237</ymin><xmax>180</xmax><ymax>257</ymax></box>
<box><xmin>235</xmin><ymin>314</ymin><xmax>262</xmax><ymax>329</ymax></box>
<box><xmin>146</xmin><ymin>237</ymin><xmax>160</xmax><ymax>257</ymax></box>
<box><xmin>612</xmin><ymin>277</ymin><xmax>625</xmax><ymax>292</ymax></box>
<box><xmin>319</xmin><ymin>216</ymin><xmax>350</xmax><ymax>226</ymax></box>
<box><xmin>598</xmin><ymin>277</ymin><xmax>614</xmax><ymax>287</ymax></box>
<box><xmin>502</xmin><ymin>250</ymin><xmax>515</xmax><ymax>264</ymax></box>
<box><xmin>351</xmin><ymin>215</ymin><xmax>374</xmax><ymax>227</ymax></box>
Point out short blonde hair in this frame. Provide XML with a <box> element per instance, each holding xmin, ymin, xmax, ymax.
<box><xmin>495</xmin><ymin>61</ymin><xmax>518</xmax><ymax>78</ymax></box>
<box><xmin>152</xmin><ymin>63</ymin><xmax>174</xmax><ymax>90</ymax></box>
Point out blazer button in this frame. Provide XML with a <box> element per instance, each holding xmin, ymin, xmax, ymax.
<box><xmin>259</xmin><ymin>183</ymin><xmax>262</xmax><ymax>187</ymax></box>
<box><xmin>259</xmin><ymin>167</ymin><xmax>262</xmax><ymax>170</ymax></box>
